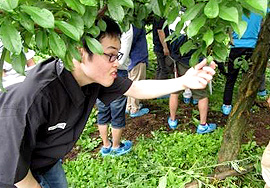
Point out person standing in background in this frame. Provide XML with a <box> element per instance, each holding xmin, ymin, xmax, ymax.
<box><xmin>126</xmin><ymin>24</ymin><xmax>150</xmax><ymax>118</ymax></box>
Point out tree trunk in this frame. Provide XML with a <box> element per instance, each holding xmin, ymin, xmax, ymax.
<box><xmin>217</xmin><ymin>13</ymin><xmax>270</xmax><ymax>172</ymax></box>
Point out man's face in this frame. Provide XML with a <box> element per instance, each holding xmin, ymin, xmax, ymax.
<box><xmin>80</xmin><ymin>35</ymin><xmax>121</xmax><ymax>87</ymax></box>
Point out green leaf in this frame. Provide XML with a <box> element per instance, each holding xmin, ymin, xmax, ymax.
<box><xmin>97</xmin><ymin>19</ymin><xmax>106</xmax><ymax>32</ymax></box>
<box><xmin>0</xmin><ymin>0</ymin><xmax>18</xmax><ymax>12</ymax></box>
<box><xmin>0</xmin><ymin>21</ymin><xmax>22</xmax><ymax>55</ymax></box>
<box><xmin>49</xmin><ymin>31</ymin><xmax>67</xmax><ymax>59</ymax></box>
<box><xmin>69</xmin><ymin>12</ymin><xmax>84</xmax><ymax>37</ymax></box>
<box><xmin>219</xmin><ymin>6</ymin><xmax>239</xmax><ymax>24</ymax></box>
<box><xmin>204</xmin><ymin>0</ymin><xmax>219</xmax><ymax>18</ymax></box>
<box><xmin>231</xmin><ymin>20</ymin><xmax>247</xmax><ymax>39</ymax></box>
<box><xmin>181</xmin><ymin>3</ymin><xmax>205</xmax><ymax>22</ymax></box>
<box><xmin>203</xmin><ymin>29</ymin><xmax>214</xmax><ymax>47</ymax></box>
<box><xmin>167</xmin><ymin>7</ymin><xmax>180</xmax><ymax>25</ymax></box>
<box><xmin>69</xmin><ymin>42</ymin><xmax>81</xmax><ymax>62</ymax></box>
<box><xmin>181</xmin><ymin>0</ymin><xmax>195</xmax><ymax>9</ymax></box>
<box><xmin>35</xmin><ymin>30</ymin><xmax>48</xmax><ymax>51</ymax></box>
<box><xmin>108</xmin><ymin>0</ymin><xmax>124</xmax><ymax>22</ymax></box>
<box><xmin>213</xmin><ymin>43</ymin><xmax>228</xmax><ymax>61</ymax></box>
<box><xmin>150</xmin><ymin>0</ymin><xmax>162</xmax><ymax>17</ymax></box>
<box><xmin>83</xmin><ymin>6</ymin><xmax>97</xmax><ymax>28</ymax></box>
<box><xmin>21</xmin><ymin>5</ymin><xmax>54</xmax><ymax>28</ymax></box>
<box><xmin>245</xmin><ymin>0</ymin><xmax>267</xmax><ymax>15</ymax></box>
<box><xmin>158</xmin><ymin>176</ymin><xmax>167</xmax><ymax>188</ymax></box>
<box><xmin>55</xmin><ymin>20</ymin><xmax>80</xmax><ymax>41</ymax></box>
<box><xmin>85</xmin><ymin>36</ymin><xmax>103</xmax><ymax>55</ymax></box>
<box><xmin>79</xmin><ymin>0</ymin><xmax>97</xmax><ymax>6</ymax></box>
<box><xmin>180</xmin><ymin>40</ymin><xmax>195</xmax><ymax>56</ymax></box>
<box><xmin>187</xmin><ymin>15</ymin><xmax>206</xmax><ymax>38</ymax></box>
<box><xmin>64</xmin><ymin>51</ymin><xmax>74</xmax><ymax>71</ymax></box>
<box><xmin>64</xmin><ymin>0</ymin><xmax>85</xmax><ymax>15</ymax></box>
<box><xmin>19</xmin><ymin>12</ymin><xmax>35</xmax><ymax>33</ymax></box>
<box><xmin>214</xmin><ymin>32</ymin><xmax>228</xmax><ymax>43</ymax></box>
<box><xmin>189</xmin><ymin>49</ymin><xmax>202</xmax><ymax>67</ymax></box>
<box><xmin>120</xmin><ymin>0</ymin><xmax>134</xmax><ymax>8</ymax></box>
<box><xmin>11</xmin><ymin>52</ymin><xmax>26</xmax><ymax>76</ymax></box>
<box><xmin>88</xmin><ymin>25</ymin><xmax>100</xmax><ymax>38</ymax></box>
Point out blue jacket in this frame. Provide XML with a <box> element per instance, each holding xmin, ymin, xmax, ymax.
<box><xmin>232</xmin><ymin>12</ymin><xmax>262</xmax><ymax>48</ymax></box>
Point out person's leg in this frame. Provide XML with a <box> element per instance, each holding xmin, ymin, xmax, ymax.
<box><xmin>169</xmin><ymin>93</ymin><xmax>179</xmax><ymax>121</ymax></box>
<box><xmin>155</xmin><ymin>52</ymin><xmax>170</xmax><ymax>79</ymax></box>
<box><xmin>193</xmin><ymin>89</ymin><xmax>216</xmax><ymax>134</ymax></box>
<box><xmin>110</xmin><ymin>70</ymin><xmax>128</xmax><ymax>148</ymax></box>
<box><xmin>198</xmin><ymin>97</ymin><xmax>208</xmax><ymax>125</ymax></box>
<box><xmin>96</xmin><ymin>99</ymin><xmax>111</xmax><ymax>155</ymax></box>
<box><xmin>110</xmin><ymin>87</ymin><xmax>132</xmax><ymax>155</ymax></box>
<box><xmin>128</xmin><ymin>63</ymin><xmax>149</xmax><ymax>117</ymax></box>
<box><xmin>32</xmin><ymin>160</ymin><xmax>68</xmax><ymax>188</ymax></box>
<box><xmin>168</xmin><ymin>93</ymin><xmax>179</xmax><ymax>129</ymax></box>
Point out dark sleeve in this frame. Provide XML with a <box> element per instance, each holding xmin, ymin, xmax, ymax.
<box><xmin>0</xmin><ymin>107</ymin><xmax>27</xmax><ymax>186</ymax></box>
<box><xmin>98</xmin><ymin>77</ymin><xmax>132</xmax><ymax>105</ymax></box>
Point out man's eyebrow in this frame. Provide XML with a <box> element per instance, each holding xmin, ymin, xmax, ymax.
<box><xmin>107</xmin><ymin>46</ymin><xmax>119</xmax><ymax>50</ymax></box>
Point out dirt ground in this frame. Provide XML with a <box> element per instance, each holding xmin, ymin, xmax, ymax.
<box><xmin>65</xmin><ymin>97</ymin><xmax>270</xmax><ymax>161</ymax></box>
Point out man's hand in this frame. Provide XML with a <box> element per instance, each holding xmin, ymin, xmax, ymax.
<box><xmin>182</xmin><ymin>59</ymin><xmax>216</xmax><ymax>90</ymax></box>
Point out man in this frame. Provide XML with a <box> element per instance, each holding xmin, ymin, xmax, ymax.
<box><xmin>152</xmin><ymin>17</ymin><xmax>173</xmax><ymax>80</ymax></box>
<box><xmin>168</xmin><ymin>35</ymin><xmax>217</xmax><ymax>134</ymax></box>
<box><xmin>0</xmin><ymin>17</ymin><xmax>216</xmax><ymax>188</ymax></box>
<box><xmin>220</xmin><ymin>12</ymin><xmax>263</xmax><ymax>115</ymax></box>
<box><xmin>97</xmin><ymin>25</ymin><xmax>133</xmax><ymax>157</ymax></box>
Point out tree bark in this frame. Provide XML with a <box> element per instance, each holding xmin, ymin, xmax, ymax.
<box><xmin>217</xmin><ymin>13</ymin><xmax>270</xmax><ymax>172</ymax></box>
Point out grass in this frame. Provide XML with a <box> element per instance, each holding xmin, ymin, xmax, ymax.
<box><xmin>63</xmin><ymin>27</ymin><xmax>269</xmax><ymax>187</ymax></box>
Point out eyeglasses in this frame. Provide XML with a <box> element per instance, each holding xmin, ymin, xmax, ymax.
<box><xmin>103</xmin><ymin>52</ymin><xmax>123</xmax><ymax>62</ymax></box>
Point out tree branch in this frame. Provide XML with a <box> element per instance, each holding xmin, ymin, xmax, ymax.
<box><xmin>97</xmin><ymin>5</ymin><xmax>108</xmax><ymax>19</ymax></box>
<box><xmin>185</xmin><ymin>164</ymin><xmax>254</xmax><ymax>188</ymax></box>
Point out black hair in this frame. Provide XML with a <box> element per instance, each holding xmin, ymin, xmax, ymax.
<box><xmin>82</xmin><ymin>16</ymin><xmax>122</xmax><ymax>56</ymax></box>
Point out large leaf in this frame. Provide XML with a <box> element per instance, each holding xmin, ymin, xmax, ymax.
<box><xmin>85</xmin><ymin>36</ymin><xmax>103</xmax><ymax>55</ymax></box>
<box><xmin>203</xmin><ymin>29</ymin><xmax>214</xmax><ymax>47</ymax></box>
<box><xmin>0</xmin><ymin>0</ymin><xmax>18</xmax><ymax>12</ymax></box>
<box><xmin>49</xmin><ymin>31</ymin><xmax>67</xmax><ymax>59</ymax></box>
<box><xmin>245</xmin><ymin>0</ymin><xmax>267</xmax><ymax>15</ymax></box>
<box><xmin>108</xmin><ymin>0</ymin><xmax>124</xmax><ymax>22</ymax></box>
<box><xmin>0</xmin><ymin>21</ymin><xmax>22</xmax><ymax>55</ymax></box>
<box><xmin>69</xmin><ymin>12</ymin><xmax>84</xmax><ymax>37</ymax></box>
<box><xmin>35</xmin><ymin>30</ymin><xmax>48</xmax><ymax>52</ymax></box>
<box><xmin>213</xmin><ymin>43</ymin><xmax>228</xmax><ymax>61</ymax></box>
<box><xmin>231</xmin><ymin>20</ymin><xmax>248</xmax><ymax>39</ymax></box>
<box><xmin>55</xmin><ymin>20</ymin><xmax>80</xmax><ymax>41</ymax></box>
<box><xmin>181</xmin><ymin>3</ymin><xmax>205</xmax><ymax>22</ymax></box>
<box><xmin>19</xmin><ymin>12</ymin><xmax>35</xmax><ymax>33</ymax></box>
<box><xmin>21</xmin><ymin>5</ymin><xmax>54</xmax><ymax>28</ymax></box>
<box><xmin>79</xmin><ymin>0</ymin><xmax>97</xmax><ymax>6</ymax></box>
<box><xmin>88</xmin><ymin>25</ymin><xmax>100</xmax><ymax>38</ymax></box>
<box><xmin>167</xmin><ymin>7</ymin><xmax>180</xmax><ymax>25</ymax></box>
<box><xmin>69</xmin><ymin>42</ymin><xmax>81</xmax><ymax>62</ymax></box>
<box><xmin>214</xmin><ymin>32</ymin><xmax>228</xmax><ymax>43</ymax></box>
<box><xmin>187</xmin><ymin>15</ymin><xmax>206</xmax><ymax>38</ymax></box>
<box><xmin>204</xmin><ymin>0</ymin><xmax>219</xmax><ymax>18</ymax></box>
<box><xmin>150</xmin><ymin>0</ymin><xmax>162</xmax><ymax>17</ymax></box>
<box><xmin>219</xmin><ymin>6</ymin><xmax>239</xmax><ymax>24</ymax></box>
<box><xmin>120</xmin><ymin>0</ymin><xmax>134</xmax><ymax>8</ymax></box>
<box><xmin>189</xmin><ymin>49</ymin><xmax>202</xmax><ymax>67</ymax></box>
<box><xmin>83</xmin><ymin>6</ymin><xmax>97</xmax><ymax>28</ymax></box>
<box><xmin>11</xmin><ymin>52</ymin><xmax>26</xmax><ymax>76</ymax></box>
<box><xmin>97</xmin><ymin>19</ymin><xmax>106</xmax><ymax>32</ymax></box>
<box><xmin>180</xmin><ymin>40</ymin><xmax>195</xmax><ymax>56</ymax></box>
<box><xmin>64</xmin><ymin>0</ymin><xmax>85</xmax><ymax>15</ymax></box>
